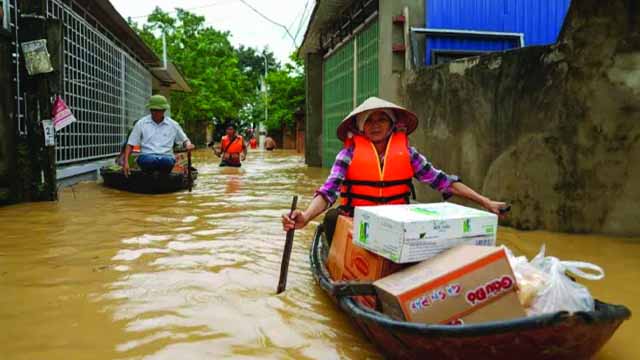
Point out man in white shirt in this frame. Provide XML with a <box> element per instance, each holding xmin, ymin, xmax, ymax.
<box><xmin>123</xmin><ymin>95</ymin><xmax>194</xmax><ymax>176</ymax></box>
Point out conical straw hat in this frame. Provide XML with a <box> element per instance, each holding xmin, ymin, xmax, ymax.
<box><xmin>336</xmin><ymin>97</ymin><xmax>418</xmax><ymax>141</ymax></box>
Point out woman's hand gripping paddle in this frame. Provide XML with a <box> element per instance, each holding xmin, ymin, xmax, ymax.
<box><xmin>277</xmin><ymin>196</ymin><xmax>298</xmax><ymax>294</ymax></box>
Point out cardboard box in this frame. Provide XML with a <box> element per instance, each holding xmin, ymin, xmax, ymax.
<box><xmin>374</xmin><ymin>245</ymin><xmax>525</xmax><ymax>325</ymax></box>
<box><xmin>327</xmin><ymin>215</ymin><xmax>405</xmax><ymax>308</ymax></box>
<box><xmin>127</xmin><ymin>152</ymin><xmax>188</xmax><ymax>173</ymax></box>
<box><xmin>172</xmin><ymin>152</ymin><xmax>189</xmax><ymax>173</ymax></box>
<box><xmin>353</xmin><ymin>203</ymin><xmax>497</xmax><ymax>263</ymax></box>
<box><xmin>327</xmin><ymin>215</ymin><xmax>404</xmax><ymax>282</ymax></box>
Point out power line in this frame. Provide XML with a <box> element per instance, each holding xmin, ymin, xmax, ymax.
<box><xmin>287</xmin><ymin>3</ymin><xmax>306</xmax><ymax>33</ymax></box>
<box><xmin>281</xmin><ymin>4</ymin><xmax>307</xmax><ymax>43</ymax></box>
<box><xmin>293</xmin><ymin>0</ymin><xmax>311</xmax><ymax>45</ymax></box>
<box><xmin>126</xmin><ymin>0</ymin><xmax>306</xmax><ymax>49</ymax></box>
<box><xmin>237</xmin><ymin>0</ymin><xmax>298</xmax><ymax>48</ymax></box>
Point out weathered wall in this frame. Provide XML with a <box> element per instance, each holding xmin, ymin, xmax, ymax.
<box><xmin>305</xmin><ymin>52</ymin><xmax>323</xmax><ymax>166</ymax></box>
<box><xmin>2</xmin><ymin>0</ymin><xmax>60</xmax><ymax>205</ymax></box>
<box><xmin>0</xmin><ymin>30</ymin><xmax>16</xmax><ymax>203</ymax></box>
<box><xmin>281</xmin><ymin>124</ymin><xmax>297</xmax><ymax>150</ymax></box>
<box><xmin>379</xmin><ymin>0</ymin><xmax>425</xmax><ymax>102</ymax></box>
<box><xmin>403</xmin><ymin>0</ymin><xmax>640</xmax><ymax>236</ymax></box>
<box><xmin>14</xmin><ymin>9</ymin><xmax>61</xmax><ymax>203</ymax></box>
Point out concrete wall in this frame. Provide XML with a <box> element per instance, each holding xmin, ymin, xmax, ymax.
<box><xmin>281</xmin><ymin>124</ymin><xmax>297</xmax><ymax>150</ymax></box>
<box><xmin>304</xmin><ymin>52</ymin><xmax>323</xmax><ymax>166</ymax></box>
<box><xmin>402</xmin><ymin>0</ymin><xmax>640</xmax><ymax>235</ymax></box>
<box><xmin>2</xmin><ymin>2</ymin><xmax>61</xmax><ymax>204</ymax></box>
<box><xmin>379</xmin><ymin>0</ymin><xmax>425</xmax><ymax>102</ymax></box>
<box><xmin>0</xmin><ymin>30</ymin><xmax>16</xmax><ymax>203</ymax></box>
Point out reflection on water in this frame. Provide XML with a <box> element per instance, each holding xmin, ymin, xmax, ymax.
<box><xmin>0</xmin><ymin>150</ymin><xmax>637</xmax><ymax>359</ymax></box>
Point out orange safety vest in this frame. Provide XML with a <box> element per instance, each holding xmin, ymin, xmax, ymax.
<box><xmin>340</xmin><ymin>132</ymin><xmax>414</xmax><ymax>209</ymax></box>
<box><xmin>221</xmin><ymin>135</ymin><xmax>244</xmax><ymax>154</ymax></box>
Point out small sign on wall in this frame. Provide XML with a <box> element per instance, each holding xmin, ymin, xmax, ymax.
<box><xmin>21</xmin><ymin>39</ymin><xmax>54</xmax><ymax>76</ymax></box>
<box><xmin>52</xmin><ymin>96</ymin><xmax>77</xmax><ymax>131</ymax></box>
<box><xmin>42</xmin><ymin>119</ymin><xmax>55</xmax><ymax>146</ymax></box>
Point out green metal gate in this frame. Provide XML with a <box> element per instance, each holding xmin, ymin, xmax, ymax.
<box><xmin>356</xmin><ymin>21</ymin><xmax>379</xmax><ymax>105</ymax></box>
<box><xmin>322</xmin><ymin>39</ymin><xmax>353</xmax><ymax>168</ymax></box>
<box><xmin>322</xmin><ymin>20</ymin><xmax>379</xmax><ymax>168</ymax></box>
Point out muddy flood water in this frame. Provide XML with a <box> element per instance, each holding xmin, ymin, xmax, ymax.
<box><xmin>0</xmin><ymin>150</ymin><xmax>637</xmax><ymax>359</ymax></box>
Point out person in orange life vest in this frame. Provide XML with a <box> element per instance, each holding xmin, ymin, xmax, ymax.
<box><xmin>214</xmin><ymin>123</ymin><xmax>247</xmax><ymax>167</ymax></box>
<box><xmin>249</xmin><ymin>136</ymin><xmax>258</xmax><ymax>149</ymax></box>
<box><xmin>282</xmin><ymin>97</ymin><xmax>508</xmax><ymax>232</ymax></box>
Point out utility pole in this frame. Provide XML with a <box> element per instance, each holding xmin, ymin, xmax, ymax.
<box><xmin>258</xmin><ymin>52</ymin><xmax>268</xmax><ymax>150</ymax></box>
<box><xmin>264</xmin><ymin>53</ymin><xmax>268</xmax><ymax>127</ymax></box>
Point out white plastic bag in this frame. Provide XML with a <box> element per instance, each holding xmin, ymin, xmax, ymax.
<box><xmin>529</xmin><ymin>246</ymin><xmax>604</xmax><ymax>315</ymax></box>
<box><xmin>505</xmin><ymin>247</ymin><xmax>548</xmax><ymax>309</ymax></box>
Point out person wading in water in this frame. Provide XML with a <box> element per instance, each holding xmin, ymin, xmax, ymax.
<box><xmin>264</xmin><ymin>135</ymin><xmax>277</xmax><ymax>151</ymax></box>
<box><xmin>249</xmin><ymin>136</ymin><xmax>258</xmax><ymax>149</ymax></box>
<box><xmin>282</xmin><ymin>97</ymin><xmax>508</xmax><ymax>235</ymax></box>
<box><xmin>214</xmin><ymin>123</ymin><xmax>247</xmax><ymax>167</ymax></box>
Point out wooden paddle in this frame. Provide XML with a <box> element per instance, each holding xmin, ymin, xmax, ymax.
<box><xmin>277</xmin><ymin>195</ymin><xmax>298</xmax><ymax>294</ymax></box>
<box><xmin>187</xmin><ymin>151</ymin><xmax>193</xmax><ymax>192</ymax></box>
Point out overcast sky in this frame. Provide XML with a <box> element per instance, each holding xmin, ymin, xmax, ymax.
<box><xmin>110</xmin><ymin>0</ymin><xmax>314</xmax><ymax>63</ymax></box>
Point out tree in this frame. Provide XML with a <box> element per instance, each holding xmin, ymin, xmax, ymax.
<box><xmin>129</xmin><ymin>8</ymin><xmax>252</xmax><ymax>127</ymax></box>
<box><xmin>236</xmin><ymin>45</ymin><xmax>279</xmax><ymax>89</ymax></box>
<box><xmin>262</xmin><ymin>54</ymin><xmax>305</xmax><ymax>133</ymax></box>
<box><xmin>129</xmin><ymin>8</ymin><xmax>305</xmax><ymax>137</ymax></box>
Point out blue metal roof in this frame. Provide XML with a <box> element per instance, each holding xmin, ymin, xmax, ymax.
<box><xmin>424</xmin><ymin>0</ymin><xmax>571</xmax><ymax>64</ymax></box>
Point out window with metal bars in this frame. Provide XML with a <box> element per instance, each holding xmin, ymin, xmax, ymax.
<box><xmin>46</xmin><ymin>0</ymin><xmax>152</xmax><ymax>165</ymax></box>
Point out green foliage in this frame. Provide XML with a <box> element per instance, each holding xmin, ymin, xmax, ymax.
<box><xmin>129</xmin><ymin>8</ymin><xmax>251</xmax><ymax>126</ymax></box>
<box><xmin>129</xmin><ymin>7</ymin><xmax>305</xmax><ymax>134</ymax></box>
<box><xmin>236</xmin><ymin>45</ymin><xmax>279</xmax><ymax>89</ymax></box>
<box><xmin>263</xmin><ymin>60</ymin><xmax>304</xmax><ymax>132</ymax></box>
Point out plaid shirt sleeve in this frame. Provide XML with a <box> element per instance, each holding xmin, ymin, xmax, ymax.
<box><xmin>409</xmin><ymin>146</ymin><xmax>460</xmax><ymax>199</ymax></box>
<box><xmin>315</xmin><ymin>147</ymin><xmax>354</xmax><ymax>206</ymax></box>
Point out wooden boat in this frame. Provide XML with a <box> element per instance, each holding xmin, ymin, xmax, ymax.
<box><xmin>309</xmin><ymin>224</ymin><xmax>631</xmax><ymax>360</ymax></box>
<box><xmin>100</xmin><ymin>150</ymin><xmax>197</xmax><ymax>194</ymax></box>
<box><xmin>100</xmin><ymin>167</ymin><xmax>197</xmax><ymax>194</ymax></box>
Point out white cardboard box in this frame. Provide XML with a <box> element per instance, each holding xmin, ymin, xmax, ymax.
<box><xmin>353</xmin><ymin>203</ymin><xmax>498</xmax><ymax>263</ymax></box>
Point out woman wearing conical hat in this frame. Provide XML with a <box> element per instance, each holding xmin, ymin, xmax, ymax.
<box><xmin>282</xmin><ymin>97</ymin><xmax>507</xmax><ymax>231</ymax></box>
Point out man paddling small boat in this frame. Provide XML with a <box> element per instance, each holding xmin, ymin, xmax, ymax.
<box><xmin>123</xmin><ymin>95</ymin><xmax>194</xmax><ymax>177</ymax></box>
<box><xmin>102</xmin><ymin>95</ymin><xmax>197</xmax><ymax>194</ymax></box>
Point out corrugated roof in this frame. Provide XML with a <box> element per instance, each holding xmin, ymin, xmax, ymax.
<box><xmin>73</xmin><ymin>0</ymin><xmax>160</xmax><ymax>65</ymax></box>
<box><xmin>299</xmin><ymin>0</ymin><xmax>354</xmax><ymax>56</ymax></box>
<box><xmin>151</xmin><ymin>63</ymin><xmax>192</xmax><ymax>93</ymax></box>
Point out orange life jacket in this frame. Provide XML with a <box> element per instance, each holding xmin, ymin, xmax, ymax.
<box><xmin>221</xmin><ymin>135</ymin><xmax>244</xmax><ymax>154</ymax></box>
<box><xmin>340</xmin><ymin>132</ymin><xmax>415</xmax><ymax>210</ymax></box>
